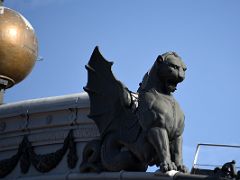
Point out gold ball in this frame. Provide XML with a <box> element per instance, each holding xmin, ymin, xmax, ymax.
<box><xmin>0</xmin><ymin>7</ymin><xmax>38</xmax><ymax>89</ymax></box>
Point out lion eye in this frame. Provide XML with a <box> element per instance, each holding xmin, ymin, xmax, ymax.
<box><xmin>171</xmin><ymin>64</ymin><xmax>178</xmax><ymax>69</ymax></box>
<box><xmin>163</xmin><ymin>61</ymin><xmax>179</xmax><ymax>70</ymax></box>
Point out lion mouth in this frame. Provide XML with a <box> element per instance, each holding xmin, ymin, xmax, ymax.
<box><xmin>166</xmin><ymin>79</ymin><xmax>178</xmax><ymax>92</ymax></box>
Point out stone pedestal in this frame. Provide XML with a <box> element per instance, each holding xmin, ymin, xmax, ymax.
<box><xmin>0</xmin><ymin>92</ymin><xmax>99</xmax><ymax>179</ymax></box>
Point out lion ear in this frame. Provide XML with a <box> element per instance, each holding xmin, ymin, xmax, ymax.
<box><xmin>156</xmin><ymin>55</ymin><xmax>164</xmax><ymax>64</ymax></box>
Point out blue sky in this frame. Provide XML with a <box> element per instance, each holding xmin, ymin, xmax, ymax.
<box><xmin>3</xmin><ymin>0</ymin><xmax>240</xmax><ymax>171</ymax></box>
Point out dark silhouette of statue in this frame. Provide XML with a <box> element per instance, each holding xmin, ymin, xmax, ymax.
<box><xmin>80</xmin><ymin>47</ymin><xmax>188</xmax><ymax>173</ymax></box>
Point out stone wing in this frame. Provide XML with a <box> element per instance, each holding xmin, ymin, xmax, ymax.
<box><xmin>83</xmin><ymin>46</ymin><xmax>140</xmax><ymax>141</ymax></box>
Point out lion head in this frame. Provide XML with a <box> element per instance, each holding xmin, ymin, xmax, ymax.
<box><xmin>138</xmin><ymin>52</ymin><xmax>187</xmax><ymax>94</ymax></box>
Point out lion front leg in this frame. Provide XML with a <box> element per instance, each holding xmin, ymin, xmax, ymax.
<box><xmin>170</xmin><ymin>135</ymin><xmax>188</xmax><ymax>173</ymax></box>
<box><xmin>147</xmin><ymin>127</ymin><xmax>177</xmax><ymax>172</ymax></box>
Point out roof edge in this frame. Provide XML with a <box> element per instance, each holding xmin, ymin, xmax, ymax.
<box><xmin>0</xmin><ymin>92</ymin><xmax>89</xmax><ymax>118</ymax></box>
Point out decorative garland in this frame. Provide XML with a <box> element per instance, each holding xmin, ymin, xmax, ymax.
<box><xmin>0</xmin><ymin>130</ymin><xmax>78</xmax><ymax>178</ymax></box>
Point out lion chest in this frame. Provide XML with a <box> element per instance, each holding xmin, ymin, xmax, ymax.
<box><xmin>140</xmin><ymin>90</ymin><xmax>185</xmax><ymax>139</ymax></box>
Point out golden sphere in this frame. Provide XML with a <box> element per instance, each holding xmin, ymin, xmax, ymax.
<box><xmin>0</xmin><ymin>6</ymin><xmax>38</xmax><ymax>89</ymax></box>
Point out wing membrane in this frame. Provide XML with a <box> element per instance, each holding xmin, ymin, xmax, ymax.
<box><xmin>84</xmin><ymin>47</ymin><xmax>125</xmax><ymax>137</ymax></box>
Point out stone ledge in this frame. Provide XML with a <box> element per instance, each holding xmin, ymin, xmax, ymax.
<box><xmin>13</xmin><ymin>172</ymin><xmax>211</xmax><ymax>180</ymax></box>
<box><xmin>0</xmin><ymin>92</ymin><xmax>89</xmax><ymax>118</ymax></box>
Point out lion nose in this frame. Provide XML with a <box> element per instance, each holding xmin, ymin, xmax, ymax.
<box><xmin>178</xmin><ymin>69</ymin><xmax>185</xmax><ymax>82</ymax></box>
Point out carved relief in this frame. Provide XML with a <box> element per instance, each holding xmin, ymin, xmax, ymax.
<box><xmin>0</xmin><ymin>130</ymin><xmax>77</xmax><ymax>178</ymax></box>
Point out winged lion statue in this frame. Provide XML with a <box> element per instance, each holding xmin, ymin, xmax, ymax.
<box><xmin>80</xmin><ymin>47</ymin><xmax>187</xmax><ymax>173</ymax></box>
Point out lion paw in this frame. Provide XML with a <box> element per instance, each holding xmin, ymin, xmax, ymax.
<box><xmin>177</xmin><ymin>164</ymin><xmax>188</xmax><ymax>173</ymax></box>
<box><xmin>160</xmin><ymin>161</ymin><xmax>177</xmax><ymax>172</ymax></box>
